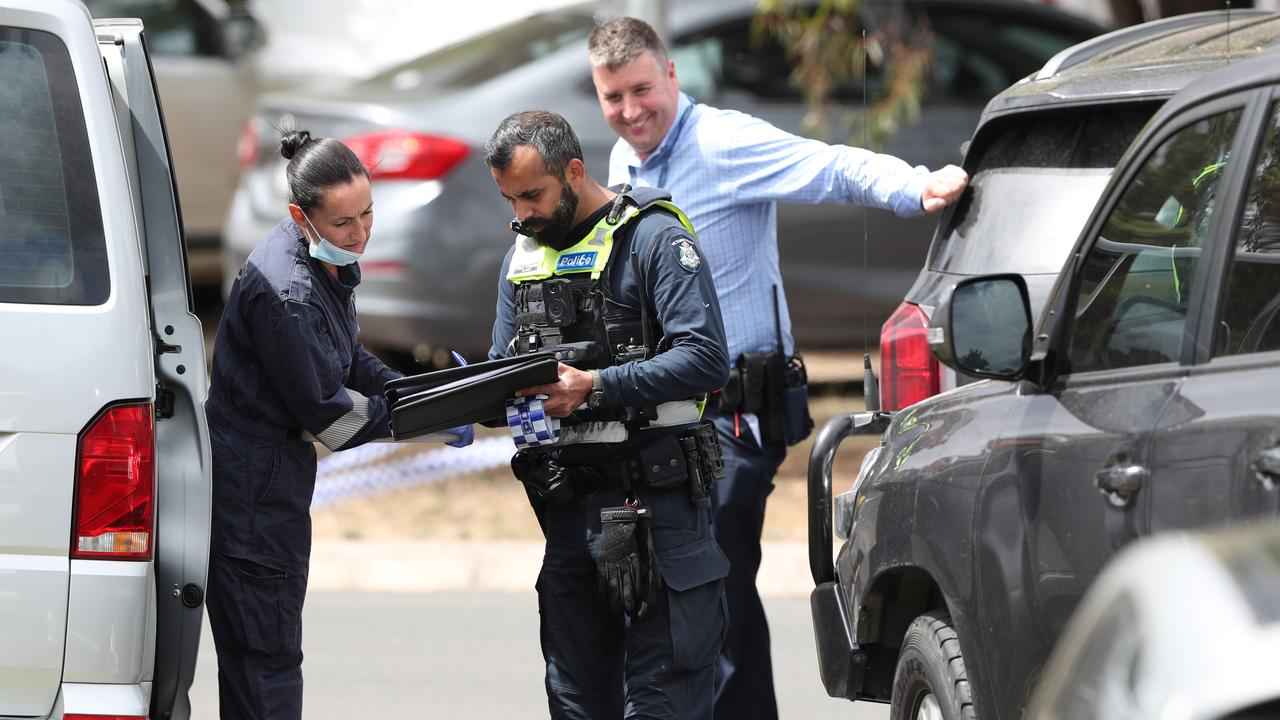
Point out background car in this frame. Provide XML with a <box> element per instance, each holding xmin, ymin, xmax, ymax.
<box><xmin>1031</xmin><ymin>523</ymin><xmax>1280</xmax><ymax>720</ymax></box>
<box><xmin>806</xmin><ymin>15</ymin><xmax>1280</xmax><ymax>720</ymax></box>
<box><xmin>82</xmin><ymin>0</ymin><xmax>265</xmax><ymax>285</ymax></box>
<box><xmin>0</xmin><ymin>1</ymin><xmax>210</xmax><ymax>718</ymax></box>
<box><xmin>223</xmin><ymin>0</ymin><xmax>1103</xmax><ymax>365</ymax></box>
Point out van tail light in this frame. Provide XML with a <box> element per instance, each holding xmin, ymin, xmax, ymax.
<box><xmin>880</xmin><ymin>302</ymin><xmax>940</xmax><ymax>411</ymax></box>
<box><xmin>72</xmin><ymin>403</ymin><xmax>155</xmax><ymax>561</ymax></box>
<box><xmin>237</xmin><ymin>119</ymin><xmax>259</xmax><ymax>171</ymax></box>
<box><xmin>344</xmin><ymin>130</ymin><xmax>470</xmax><ymax>180</ymax></box>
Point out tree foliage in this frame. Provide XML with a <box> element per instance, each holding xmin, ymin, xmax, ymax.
<box><xmin>753</xmin><ymin>0</ymin><xmax>933</xmax><ymax>148</ymax></box>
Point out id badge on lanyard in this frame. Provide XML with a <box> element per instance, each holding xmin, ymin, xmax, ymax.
<box><xmin>631</xmin><ymin>102</ymin><xmax>695</xmax><ymax>190</ymax></box>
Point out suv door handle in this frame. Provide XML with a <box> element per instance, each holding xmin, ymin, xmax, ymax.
<box><xmin>1095</xmin><ymin>462</ymin><xmax>1148</xmax><ymax>506</ymax></box>
<box><xmin>1253</xmin><ymin>447</ymin><xmax>1280</xmax><ymax>490</ymax></box>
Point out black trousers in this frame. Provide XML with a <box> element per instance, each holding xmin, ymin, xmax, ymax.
<box><xmin>707</xmin><ymin>410</ymin><xmax>787</xmax><ymax>720</ymax></box>
<box><xmin>535</xmin><ymin>478</ymin><xmax>729</xmax><ymax>719</ymax></box>
<box><xmin>205</xmin><ymin>421</ymin><xmax>316</xmax><ymax>720</ymax></box>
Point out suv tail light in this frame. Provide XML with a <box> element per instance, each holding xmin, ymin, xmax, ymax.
<box><xmin>72</xmin><ymin>403</ymin><xmax>155</xmax><ymax>560</ymax></box>
<box><xmin>344</xmin><ymin>130</ymin><xmax>470</xmax><ymax>181</ymax></box>
<box><xmin>880</xmin><ymin>302</ymin><xmax>940</xmax><ymax>411</ymax></box>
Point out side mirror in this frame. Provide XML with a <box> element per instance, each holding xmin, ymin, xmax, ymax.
<box><xmin>928</xmin><ymin>274</ymin><xmax>1032</xmax><ymax>381</ymax></box>
<box><xmin>222</xmin><ymin>11</ymin><xmax>266</xmax><ymax>58</ymax></box>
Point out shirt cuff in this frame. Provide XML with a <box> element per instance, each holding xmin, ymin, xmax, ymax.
<box><xmin>896</xmin><ymin>167</ymin><xmax>932</xmax><ymax>219</ymax></box>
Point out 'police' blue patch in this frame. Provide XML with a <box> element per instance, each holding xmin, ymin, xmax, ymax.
<box><xmin>556</xmin><ymin>251</ymin><xmax>598</xmax><ymax>272</ymax></box>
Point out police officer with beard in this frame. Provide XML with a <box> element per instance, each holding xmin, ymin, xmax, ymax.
<box><xmin>485</xmin><ymin>110</ymin><xmax>730</xmax><ymax>719</ymax></box>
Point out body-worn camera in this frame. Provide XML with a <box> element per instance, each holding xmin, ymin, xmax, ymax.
<box><xmin>515</xmin><ymin>278</ymin><xmax>578</xmax><ymax>328</ymax></box>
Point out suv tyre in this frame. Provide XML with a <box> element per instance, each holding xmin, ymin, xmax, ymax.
<box><xmin>890</xmin><ymin>611</ymin><xmax>976</xmax><ymax>720</ymax></box>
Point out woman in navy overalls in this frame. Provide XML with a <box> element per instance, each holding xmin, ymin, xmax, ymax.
<box><xmin>204</xmin><ymin>129</ymin><xmax>471</xmax><ymax>719</ymax></box>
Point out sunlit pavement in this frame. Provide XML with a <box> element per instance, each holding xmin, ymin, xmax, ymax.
<box><xmin>188</xmin><ymin>591</ymin><xmax>889</xmax><ymax>719</ymax></box>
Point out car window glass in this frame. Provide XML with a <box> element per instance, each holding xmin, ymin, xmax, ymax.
<box><xmin>0</xmin><ymin>28</ymin><xmax>109</xmax><ymax>305</ymax></box>
<box><xmin>670</xmin><ymin>36</ymin><xmax>722</xmax><ymax>101</ymax></box>
<box><xmin>1069</xmin><ymin>109</ymin><xmax>1242</xmax><ymax>373</ymax></box>
<box><xmin>694</xmin><ymin>17</ymin><xmax>886</xmax><ymax>102</ymax></box>
<box><xmin>931</xmin><ymin>104</ymin><xmax>1156</xmax><ymax>276</ymax></box>
<box><xmin>1215</xmin><ymin>103</ymin><xmax>1280</xmax><ymax>357</ymax></box>
<box><xmin>82</xmin><ymin>0</ymin><xmax>222</xmax><ymax>56</ymax></box>
<box><xmin>368</xmin><ymin>11</ymin><xmax>594</xmax><ymax>91</ymax></box>
<box><xmin>924</xmin><ymin>10</ymin><xmax>1093</xmax><ymax>102</ymax></box>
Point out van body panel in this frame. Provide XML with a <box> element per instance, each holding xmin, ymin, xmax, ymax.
<box><xmin>0</xmin><ymin>434</ymin><xmax>74</xmax><ymax>715</ymax></box>
<box><xmin>64</xmin><ymin>560</ymin><xmax>156</xmax><ymax>684</ymax></box>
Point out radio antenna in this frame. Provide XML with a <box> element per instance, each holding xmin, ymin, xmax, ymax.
<box><xmin>1226</xmin><ymin>0</ymin><xmax>1232</xmax><ymax>62</ymax></box>
<box><xmin>861</xmin><ymin>27</ymin><xmax>881</xmax><ymax>412</ymax></box>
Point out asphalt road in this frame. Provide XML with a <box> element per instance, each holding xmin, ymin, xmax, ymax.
<box><xmin>188</xmin><ymin>590</ymin><xmax>889</xmax><ymax>719</ymax></box>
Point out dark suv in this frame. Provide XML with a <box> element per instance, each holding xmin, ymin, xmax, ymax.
<box><xmin>875</xmin><ymin>9</ymin><xmax>1277</xmax><ymax>411</ymax></box>
<box><xmin>807</xmin><ymin>14</ymin><xmax>1280</xmax><ymax>720</ymax></box>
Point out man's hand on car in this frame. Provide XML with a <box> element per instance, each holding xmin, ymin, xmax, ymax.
<box><xmin>517</xmin><ymin>362</ymin><xmax>593</xmax><ymax>417</ymax></box>
<box><xmin>921</xmin><ymin>164</ymin><xmax>969</xmax><ymax>212</ymax></box>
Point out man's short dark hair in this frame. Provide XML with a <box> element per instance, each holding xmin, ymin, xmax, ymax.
<box><xmin>483</xmin><ymin>110</ymin><xmax>583</xmax><ymax>180</ymax></box>
<box><xmin>588</xmin><ymin>16</ymin><xmax>668</xmax><ymax>70</ymax></box>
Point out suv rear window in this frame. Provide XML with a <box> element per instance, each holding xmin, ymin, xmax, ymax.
<box><xmin>928</xmin><ymin>104</ymin><xmax>1158</xmax><ymax>276</ymax></box>
<box><xmin>0</xmin><ymin>27</ymin><xmax>108</xmax><ymax>305</ymax></box>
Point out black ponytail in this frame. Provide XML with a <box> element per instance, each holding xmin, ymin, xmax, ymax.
<box><xmin>279</xmin><ymin>129</ymin><xmax>368</xmax><ymax>213</ymax></box>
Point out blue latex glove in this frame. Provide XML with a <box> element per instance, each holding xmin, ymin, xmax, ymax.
<box><xmin>446</xmin><ymin>424</ymin><xmax>474</xmax><ymax>448</ymax></box>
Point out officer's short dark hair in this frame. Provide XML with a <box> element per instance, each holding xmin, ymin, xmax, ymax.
<box><xmin>279</xmin><ymin>129</ymin><xmax>368</xmax><ymax>213</ymax></box>
<box><xmin>588</xmin><ymin>17</ymin><xmax>668</xmax><ymax>70</ymax></box>
<box><xmin>483</xmin><ymin>110</ymin><xmax>583</xmax><ymax>180</ymax></box>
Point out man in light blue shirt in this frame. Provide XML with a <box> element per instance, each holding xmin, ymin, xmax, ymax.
<box><xmin>588</xmin><ymin>17</ymin><xmax>967</xmax><ymax>720</ymax></box>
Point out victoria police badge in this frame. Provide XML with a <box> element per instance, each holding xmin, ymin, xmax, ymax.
<box><xmin>672</xmin><ymin>237</ymin><xmax>701</xmax><ymax>273</ymax></box>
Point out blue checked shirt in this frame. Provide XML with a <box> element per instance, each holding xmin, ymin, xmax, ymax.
<box><xmin>608</xmin><ymin>92</ymin><xmax>930</xmax><ymax>360</ymax></box>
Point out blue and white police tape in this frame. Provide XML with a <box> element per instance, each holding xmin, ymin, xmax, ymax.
<box><xmin>312</xmin><ymin>436</ymin><xmax>515</xmax><ymax>509</ymax></box>
<box><xmin>506</xmin><ymin>395</ymin><xmax>560</xmax><ymax>448</ymax></box>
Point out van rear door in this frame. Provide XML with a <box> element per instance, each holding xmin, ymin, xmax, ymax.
<box><xmin>0</xmin><ymin>0</ymin><xmax>154</xmax><ymax>715</ymax></box>
<box><xmin>95</xmin><ymin>17</ymin><xmax>213</xmax><ymax>720</ymax></box>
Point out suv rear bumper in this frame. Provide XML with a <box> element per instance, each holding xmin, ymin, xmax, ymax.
<box><xmin>811</xmin><ymin>581</ymin><xmax>867</xmax><ymax>699</ymax></box>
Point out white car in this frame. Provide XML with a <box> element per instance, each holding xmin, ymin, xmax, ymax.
<box><xmin>79</xmin><ymin>0</ymin><xmax>265</xmax><ymax>286</ymax></box>
<box><xmin>1031</xmin><ymin>523</ymin><xmax>1280</xmax><ymax>720</ymax></box>
<box><xmin>0</xmin><ymin>1</ymin><xmax>210</xmax><ymax>718</ymax></box>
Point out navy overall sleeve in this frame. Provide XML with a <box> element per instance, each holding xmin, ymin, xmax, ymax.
<box><xmin>252</xmin><ymin>295</ymin><xmax>393</xmax><ymax>450</ymax></box>
<box><xmin>347</xmin><ymin>342</ymin><xmax>402</xmax><ymax>397</ymax></box>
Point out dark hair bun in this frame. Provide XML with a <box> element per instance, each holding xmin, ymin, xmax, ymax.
<box><xmin>280</xmin><ymin>130</ymin><xmax>312</xmax><ymax>160</ymax></box>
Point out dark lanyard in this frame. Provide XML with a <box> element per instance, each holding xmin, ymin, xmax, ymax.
<box><xmin>633</xmin><ymin>101</ymin><xmax>695</xmax><ymax>189</ymax></box>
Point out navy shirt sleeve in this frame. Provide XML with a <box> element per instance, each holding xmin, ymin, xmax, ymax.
<box><xmin>251</xmin><ymin>293</ymin><xmax>393</xmax><ymax>450</ymax></box>
<box><xmin>489</xmin><ymin>244</ymin><xmax>518</xmax><ymax>361</ymax></box>
<box><xmin>599</xmin><ymin>214</ymin><xmax>730</xmax><ymax>409</ymax></box>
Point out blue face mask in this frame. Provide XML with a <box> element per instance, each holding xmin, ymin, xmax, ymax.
<box><xmin>303</xmin><ymin>213</ymin><xmax>363</xmax><ymax>267</ymax></box>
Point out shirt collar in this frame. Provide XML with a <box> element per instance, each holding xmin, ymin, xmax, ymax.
<box><xmin>624</xmin><ymin>91</ymin><xmax>693</xmax><ymax>170</ymax></box>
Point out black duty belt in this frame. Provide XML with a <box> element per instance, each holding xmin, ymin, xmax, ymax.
<box><xmin>512</xmin><ymin>422</ymin><xmax>724</xmax><ymax>506</ymax></box>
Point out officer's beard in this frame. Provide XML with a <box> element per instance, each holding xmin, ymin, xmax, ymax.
<box><xmin>523</xmin><ymin>181</ymin><xmax>580</xmax><ymax>252</ymax></box>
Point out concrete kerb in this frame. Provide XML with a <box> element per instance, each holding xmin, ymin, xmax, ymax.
<box><xmin>309</xmin><ymin>539</ymin><xmax>817</xmax><ymax>597</ymax></box>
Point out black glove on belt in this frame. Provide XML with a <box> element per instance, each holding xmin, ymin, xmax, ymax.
<box><xmin>597</xmin><ymin>502</ymin><xmax>661</xmax><ymax>618</ymax></box>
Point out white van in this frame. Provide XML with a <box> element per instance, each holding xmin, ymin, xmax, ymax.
<box><xmin>0</xmin><ymin>1</ymin><xmax>210</xmax><ymax>718</ymax></box>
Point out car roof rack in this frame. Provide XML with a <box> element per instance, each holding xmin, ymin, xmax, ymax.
<box><xmin>1034</xmin><ymin>9</ymin><xmax>1273</xmax><ymax>80</ymax></box>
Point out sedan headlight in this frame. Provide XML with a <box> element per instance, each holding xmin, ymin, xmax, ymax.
<box><xmin>834</xmin><ymin>445</ymin><xmax>883</xmax><ymax>540</ymax></box>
